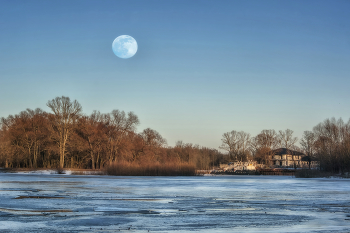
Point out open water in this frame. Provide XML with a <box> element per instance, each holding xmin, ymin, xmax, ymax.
<box><xmin>0</xmin><ymin>173</ymin><xmax>350</xmax><ymax>232</ymax></box>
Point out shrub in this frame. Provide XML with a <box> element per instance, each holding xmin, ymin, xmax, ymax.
<box><xmin>295</xmin><ymin>169</ymin><xmax>331</xmax><ymax>178</ymax></box>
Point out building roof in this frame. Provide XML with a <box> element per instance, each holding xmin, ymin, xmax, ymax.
<box><xmin>268</xmin><ymin>148</ymin><xmax>305</xmax><ymax>156</ymax></box>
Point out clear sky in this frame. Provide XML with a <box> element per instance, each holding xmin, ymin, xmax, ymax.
<box><xmin>1</xmin><ymin>0</ymin><xmax>350</xmax><ymax>149</ymax></box>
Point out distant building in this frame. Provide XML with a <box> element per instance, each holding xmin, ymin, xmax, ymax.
<box><xmin>220</xmin><ymin>161</ymin><xmax>258</xmax><ymax>171</ymax></box>
<box><xmin>220</xmin><ymin>148</ymin><xmax>320</xmax><ymax>171</ymax></box>
<box><xmin>265</xmin><ymin>148</ymin><xmax>319</xmax><ymax>168</ymax></box>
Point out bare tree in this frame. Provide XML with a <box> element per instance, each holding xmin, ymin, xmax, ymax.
<box><xmin>220</xmin><ymin>130</ymin><xmax>240</xmax><ymax>160</ymax></box>
<box><xmin>220</xmin><ymin>130</ymin><xmax>251</xmax><ymax>161</ymax></box>
<box><xmin>140</xmin><ymin>128</ymin><xmax>167</xmax><ymax>148</ymax></box>
<box><xmin>47</xmin><ymin>96</ymin><xmax>82</xmax><ymax>168</ymax></box>
<box><xmin>249</xmin><ymin>136</ymin><xmax>260</xmax><ymax>158</ymax></box>
<box><xmin>250</xmin><ymin>129</ymin><xmax>278</xmax><ymax>164</ymax></box>
<box><xmin>0</xmin><ymin>115</ymin><xmax>15</xmax><ymax>168</ymax></box>
<box><xmin>102</xmin><ymin>110</ymin><xmax>139</xmax><ymax>165</ymax></box>
<box><xmin>300</xmin><ymin>130</ymin><xmax>316</xmax><ymax>169</ymax></box>
<box><xmin>257</xmin><ymin>130</ymin><xmax>278</xmax><ymax>149</ymax></box>
<box><xmin>277</xmin><ymin>129</ymin><xmax>298</xmax><ymax>149</ymax></box>
<box><xmin>24</xmin><ymin>108</ymin><xmax>48</xmax><ymax>168</ymax></box>
<box><xmin>312</xmin><ymin>117</ymin><xmax>350</xmax><ymax>173</ymax></box>
<box><xmin>300</xmin><ymin>131</ymin><xmax>316</xmax><ymax>156</ymax></box>
<box><xmin>76</xmin><ymin>111</ymin><xmax>107</xmax><ymax>169</ymax></box>
<box><xmin>0</xmin><ymin>109</ymin><xmax>49</xmax><ymax>169</ymax></box>
<box><xmin>138</xmin><ymin>128</ymin><xmax>167</xmax><ymax>162</ymax></box>
<box><xmin>238</xmin><ymin>131</ymin><xmax>251</xmax><ymax>161</ymax></box>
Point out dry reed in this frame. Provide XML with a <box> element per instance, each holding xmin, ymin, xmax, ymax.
<box><xmin>105</xmin><ymin>161</ymin><xmax>196</xmax><ymax>176</ymax></box>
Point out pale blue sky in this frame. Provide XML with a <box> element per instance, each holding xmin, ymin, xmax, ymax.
<box><xmin>1</xmin><ymin>0</ymin><xmax>350</xmax><ymax>148</ymax></box>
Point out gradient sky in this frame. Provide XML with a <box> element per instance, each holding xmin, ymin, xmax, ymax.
<box><xmin>1</xmin><ymin>0</ymin><xmax>350</xmax><ymax>149</ymax></box>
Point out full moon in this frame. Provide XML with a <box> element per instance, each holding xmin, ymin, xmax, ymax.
<box><xmin>112</xmin><ymin>35</ymin><xmax>138</xmax><ymax>59</ymax></box>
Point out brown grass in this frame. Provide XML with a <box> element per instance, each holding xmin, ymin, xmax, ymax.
<box><xmin>105</xmin><ymin>161</ymin><xmax>196</xmax><ymax>176</ymax></box>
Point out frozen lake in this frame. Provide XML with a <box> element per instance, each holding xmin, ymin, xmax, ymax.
<box><xmin>0</xmin><ymin>173</ymin><xmax>350</xmax><ymax>232</ymax></box>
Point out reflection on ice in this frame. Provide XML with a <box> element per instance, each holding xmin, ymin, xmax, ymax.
<box><xmin>15</xmin><ymin>195</ymin><xmax>66</xmax><ymax>199</ymax></box>
<box><xmin>0</xmin><ymin>221</ymin><xmax>46</xmax><ymax>231</ymax></box>
<box><xmin>0</xmin><ymin>207</ymin><xmax>72</xmax><ymax>214</ymax></box>
<box><xmin>111</xmin><ymin>198</ymin><xmax>172</xmax><ymax>203</ymax></box>
<box><xmin>205</xmin><ymin>207</ymin><xmax>256</xmax><ymax>211</ymax></box>
<box><xmin>94</xmin><ymin>207</ymin><xmax>137</xmax><ymax>212</ymax></box>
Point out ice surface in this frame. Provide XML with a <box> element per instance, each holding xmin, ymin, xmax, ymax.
<box><xmin>0</xmin><ymin>173</ymin><xmax>350</xmax><ymax>232</ymax></box>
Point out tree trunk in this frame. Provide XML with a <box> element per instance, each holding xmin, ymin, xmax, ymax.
<box><xmin>28</xmin><ymin>148</ymin><xmax>33</xmax><ymax>168</ymax></box>
<box><xmin>60</xmin><ymin>143</ymin><xmax>65</xmax><ymax>169</ymax></box>
<box><xmin>33</xmin><ymin>143</ymin><xmax>38</xmax><ymax>169</ymax></box>
<box><xmin>96</xmin><ymin>151</ymin><xmax>100</xmax><ymax>169</ymax></box>
<box><xmin>91</xmin><ymin>151</ymin><xmax>95</xmax><ymax>170</ymax></box>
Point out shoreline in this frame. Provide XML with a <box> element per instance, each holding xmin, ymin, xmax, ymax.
<box><xmin>1</xmin><ymin>168</ymin><xmax>348</xmax><ymax>179</ymax></box>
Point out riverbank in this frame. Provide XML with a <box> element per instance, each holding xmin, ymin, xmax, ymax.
<box><xmin>0</xmin><ymin>166</ymin><xmax>197</xmax><ymax>176</ymax></box>
<box><xmin>0</xmin><ymin>168</ymin><xmax>106</xmax><ymax>175</ymax></box>
<box><xmin>2</xmin><ymin>167</ymin><xmax>349</xmax><ymax>178</ymax></box>
<box><xmin>294</xmin><ymin>169</ymin><xmax>350</xmax><ymax>178</ymax></box>
<box><xmin>210</xmin><ymin>168</ymin><xmax>350</xmax><ymax>178</ymax></box>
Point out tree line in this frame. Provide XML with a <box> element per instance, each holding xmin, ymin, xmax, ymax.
<box><xmin>220</xmin><ymin>118</ymin><xmax>350</xmax><ymax>173</ymax></box>
<box><xmin>0</xmin><ymin>96</ymin><xmax>223</xmax><ymax>172</ymax></box>
<box><xmin>220</xmin><ymin>129</ymin><xmax>299</xmax><ymax>163</ymax></box>
<box><xmin>1</xmin><ymin>96</ymin><xmax>349</xmax><ymax>174</ymax></box>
